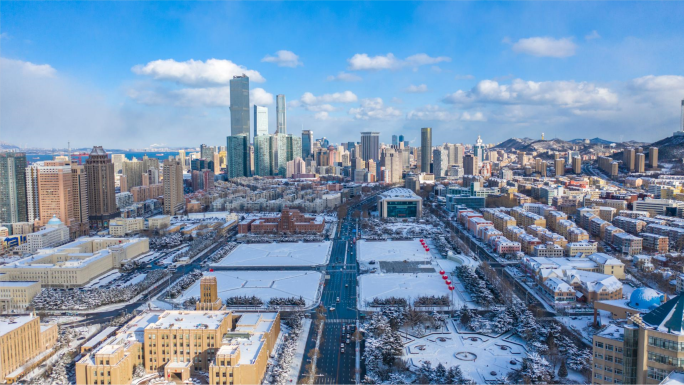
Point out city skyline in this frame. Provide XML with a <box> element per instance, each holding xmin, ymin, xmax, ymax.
<box><xmin>2</xmin><ymin>2</ymin><xmax>684</xmax><ymax>148</ymax></box>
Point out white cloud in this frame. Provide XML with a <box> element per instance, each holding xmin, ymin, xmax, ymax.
<box><xmin>250</xmin><ymin>88</ymin><xmax>274</xmax><ymax>105</ymax></box>
<box><xmin>347</xmin><ymin>53</ymin><xmax>451</xmax><ymax>71</ymax></box>
<box><xmin>391</xmin><ymin>97</ymin><xmax>404</xmax><ymax>104</ymax></box>
<box><xmin>326</xmin><ymin>71</ymin><xmax>362</xmax><ymax>82</ymax></box>
<box><xmin>511</xmin><ymin>37</ymin><xmax>577</xmax><ymax>58</ymax></box>
<box><xmin>407</xmin><ymin>105</ymin><xmax>486</xmax><ymax>122</ymax></box>
<box><xmin>405</xmin><ymin>84</ymin><xmax>428</xmax><ymax>93</ymax></box>
<box><xmin>585</xmin><ymin>30</ymin><xmax>601</xmax><ymax>40</ymax></box>
<box><xmin>261</xmin><ymin>50</ymin><xmax>302</xmax><ymax>68</ymax></box>
<box><xmin>443</xmin><ymin>78</ymin><xmax>618</xmax><ymax>108</ymax></box>
<box><xmin>1</xmin><ymin>57</ymin><xmax>56</xmax><ymax>77</ymax></box>
<box><xmin>348</xmin><ymin>98</ymin><xmax>402</xmax><ymax>120</ymax></box>
<box><xmin>131</xmin><ymin>58</ymin><xmax>265</xmax><ymax>86</ymax></box>
<box><xmin>314</xmin><ymin>111</ymin><xmax>329</xmax><ymax>120</ymax></box>
<box><xmin>300</xmin><ymin>91</ymin><xmax>358</xmax><ymax>105</ymax></box>
<box><xmin>305</xmin><ymin>104</ymin><xmax>336</xmax><ymax>112</ymax></box>
<box><xmin>630</xmin><ymin>75</ymin><xmax>684</xmax><ymax>91</ymax></box>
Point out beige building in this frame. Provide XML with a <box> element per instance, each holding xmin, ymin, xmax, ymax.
<box><xmin>0</xmin><ymin>315</ymin><xmax>59</xmax><ymax>383</ymax></box>
<box><xmin>36</xmin><ymin>161</ymin><xmax>78</xmax><ymax>237</ymax></box>
<box><xmin>76</xmin><ymin>310</ymin><xmax>280</xmax><ymax>385</ymax></box>
<box><xmin>19</xmin><ymin>216</ymin><xmax>70</xmax><ymax>253</ymax></box>
<box><xmin>109</xmin><ymin>217</ymin><xmax>145</xmax><ymax>236</ymax></box>
<box><xmin>0</xmin><ymin>237</ymin><xmax>149</xmax><ymax>288</ymax></box>
<box><xmin>147</xmin><ymin>215</ymin><xmax>171</xmax><ymax>231</ymax></box>
<box><xmin>163</xmin><ymin>159</ymin><xmax>185</xmax><ymax>216</ymax></box>
<box><xmin>592</xmin><ymin>295</ymin><xmax>684</xmax><ymax>384</ymax></box>
<box><xmin>0</xmin><ymin>280</ymin><xmax>41</xmax><ymax>312</ymax></box>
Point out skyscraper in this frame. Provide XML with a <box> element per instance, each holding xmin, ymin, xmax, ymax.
<box><xmin>230</xmin><ymin>75</ymin><xmax>250</xmax><ymax>138</ymax></box>
<box><xmin>624</xmin><ymin>147</ymin><xmax>636</xmax><ymax>172</ymax></box>
<box><xmin>572</xmin><ymin>156</ymin><xmax>582</xmax><ymax>174</ymax></box>
<box><xmin>163</xmin><ymin>159</ymin><xmax>184</xmax><ymax>215</ymax></box>
<box><xmin>0</xmin><ymin>152</ymin><xmax>28</xmax><ymax>223</ymax></box>
<box><xmin>636</xmin><ymin>153</ymin><xmax>646</xmax><ymax>173</ymax></box>
<box><xmin>302</xmin><ymin>130</ymin><xmax>314</xmax><ymax>159</ymax></box>
<box><xmin>200</xmin><ymin>144</ymin><xmax>215</xmax><ymax>160</ymax></box>
<box><xmin>398</xmin><ymin>135</ymin><xmax>404</xmax><ymax>143</ymax></box>
<box><xmin>420</xmin><ymin>127</ymin><xmax>432</xmax><ymax>173</ymax></box>
<box><xmin>447</xmin><ymin>144</ymin><xmax>464</xmax><ymax>166</ymax></box>
<box><xmin>649</xmin><ymin>147</ymin><xmax>659</xmax><ymax>169</ymax></box>
<box><xmin>464</xmin><ymin>154</ymin><xmax>478</xmax><ymax>176</ymax></box>
<box><xmin>276</xmin><ymin>95</ymin><xmax>287</xmax><ymax>134</ymax></box>
<box><xmin>392</xmin><ymin>135</ymin><xmax>398</xmax><ymax>147</ymax></box>
<box><xmin>254</xmin><ymin>105</ymin><xmax>269</xmax><ymax>137</ymax></box>
<box><xmin>85</xmin><ymin>146</ymin><xmax>119</xmax><ymax>228</ymax></box>
<box><xmin>71</xmin><ymin>164</ymin><xmax>89</xmax><ymax>236</ymax></box>
<box><xmin>554</xmin><ymin>158</ymin><xmax>565</xmax><ymax>177</ymax></box>
<box><xmin>361</xmin><ymin>132</ymin><xmax>380</xmax><ymax>162</ymax></box>
<box><xmin>227</xmin><ymin>134</ymin><xmax>250</xmax><ymax>178</ymax></box>
<box><xmin>473</xmin><ymin>135</ymin><xmax>485</xmax><ymax>165</ymax></box>
<box><xmin>254</xmin><ymin>135</ymin><xmax>272</xmax><ymax>176</ymax></box>
<box><xmin>37</xmin><ymin>160</ymin><xmax>74</xmax><ymax>233</ymax></box>
<box><xmin>433</xmin><ymin>147</ymin><xmax>448</xmax><ymax>178</ymax></box>
<box><xmin>275</xmin><ymin>135</ymin><xmax>302</xmax><ymax>175</ymax></box>
<box><xmin>26</xmin><ymin>164</ymin><xmax>40</xmax><ymax>222</ymax></box>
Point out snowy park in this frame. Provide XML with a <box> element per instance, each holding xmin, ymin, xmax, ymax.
<box><xmin>172</xmin><ymin>270</ymin><xmax>324</xmax><ymax>309</ymax></box>
<box><xmin>210</xmin><ymin>241</ymin><xmax>331</xmax><ymax>268</ymax></box>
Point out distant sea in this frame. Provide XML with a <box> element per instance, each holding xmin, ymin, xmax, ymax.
<box><xmin>26</xmin><ymin>151</ymin><xmax>181</xmax><ymax>164</ymax></box>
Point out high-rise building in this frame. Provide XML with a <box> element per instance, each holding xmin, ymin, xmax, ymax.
<box><xmin>420</xmin><ymin>127</ymin><xmax>432</xmax><ymax>173</ymax></box>
<box><xmin>230</xmin><ymin>75</ymin><xmax>250</xmax><ymax>139</ymax></box>
<box><xmin>398</xmin><ymin>135</ymin><xmax>404</xmax><ymax>143</ymax></box>
<box><xmin>0</xmin><ymin>152</ymin><xmax>28</xmax><ymax>223</ymax></box>
<box><xmin>71</xmin><ymin>165</ymin><xmax>89</xmax><ymax>236</ymax></box>
<box><xmin>433</xmin><ymin>147</ymin><xmax>448</xmax><ymax>178</ymax></box>
<box><xmin>177</xmin><ymin>150</ymin><xmax>187</xmax><ymax>171</ymax></box>
<box><xmin>380</xmin><ymin>148</ymin><xmax>403</xmax><ymax>183</ymax></box>
<box><xmin>361</xmin><ymin>132</ymin><xmax>380</xmax><ymax>162</ymax></box>
<box><xmin>163</xmin><ymin>159</ymin><xmax>184</xmax><ymax>215</ymax></box>
<box><xmin>37</xmin><ymin>161</ymin><xmax>75</xmax><ymax>235</ymax></box>
<box><xmin>85</xmin><ymin>146</ymin><xmax>119</xmax><ymax>228</ymax></box>
<box><xmin>572</xmin><ymin>156</ymin><xmax>582</xmax><ymax>174</ymax></box>
<box><xmin>25</xmin><ymin>164</ymin><xmax>40</xmax><ymax>222</ymax></box>
<box><xmin>649</xmin><ymin>147</ymin><xmax>659</xmax><ymax>169</ymax></box>
<box><xmin>554</xmin><ymin>158</ymin><xmax>565</xmax><ymax>177</ymax></box>
<box><xmin>122</xmin><ymin>160</ymin><xmax>144</xmax><ymax>189</ymax></box>
<box><xmin>276</xmin><ymin>94</ymin><xmax>287</xmax><ymax>134</ymax></box>
<box><xmin>464</xmin><ymin>154</ymin><xmax>478</xmax><ymax>176</ymax></box>
<box><xmin>275</xmin><ymin>134</ymin><xmax>302</xmax><ymax>175</ymax></box>
<box><xmin>254</xmin><ymin>105</ymin><xmax>269</xmax><ymax>137</ymax></box>
<box><xmin>624</xmin><ymin>147</ymin><xmax>636</xmax><ymax>172</ymax></box>
<box><xmin>254</xmin><ymin>135</ymin><xmax>272</xmax><ymax>176</ymax></box>
<box><xmin>447</xmin><ymin>144</ymin><xmax>464</xmax><ymax>166</ymax></box>
<box><xmin>227</xmin><ymin>134</ymin><xmax>250</xmax><ymax>178</ymax></box>
<box><xmin>200</xmin><ymin>144</ymin><xmax>215</xmax><ymax>160</ymax></box>
<box><xmin>302</xmin><ymin>130</ymin><xmax>314</xmax><ymax>159</ymax></box>
<box><xmin>392</xmin><ymin>135</ymin><xmax>398</xmax><ymax>147</ymax></box>
<box><xmin>636</xmin><ymin>153</ymin><xmax>646</xmax><ymax>173</ymax></box>
<box><xmin>111</xmin><ymin>154</ymin><xmax>125</xmax><ymax>175</ymax></box>
<box><xmin>473</xmin><ymin>135</ymin><xmax>485</xmax><ymax>165</ymax></box>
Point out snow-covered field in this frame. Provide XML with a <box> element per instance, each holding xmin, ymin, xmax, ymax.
<box><xmin>211</xmin><ymin>241</ymin><xmax>331</xmax><ymax>268</ymax></box>
<box><xmin>173</xmin><ymin>271</ymin><xmax>323</xmax><ymax>308</ymax></box>
<box><xmin>359</xmin><ymin>273</ymin><xmax>473</xmax><ymax>309</ymax></box>
<box><xmin>405</xmin><ymin>320</ymin><xmax>528</xmax><ymax>384</ymax></box>
<box><xmin>357</xmin><ymin>239</ymin><xmax>435</xmax><ymax>268</ymax></box>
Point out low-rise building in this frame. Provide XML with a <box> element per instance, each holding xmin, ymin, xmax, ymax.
<box><xmin>19</xmin><ymin>216</ymin><xmax>70</xmax><ymax>254</ymax></box>
<box><xmin>0</xmin><ymin>315</ymin><xmax>59</xmax><ymax>383</ymax></box>
<box><xmin>612</xmin><ymin>232</ymin><xmax>643</xmax><ymax>255</ymax></box>
<box><xmin>565</xmin><ymin>241</ymin><xmax>598</xmax><ymax>257</ymax></box>
<box><xmin>238</xmin><ymin>208</ymin><xmax>325</xmax><ymax>234</ymax></box>
<box><xmin>109</xmin><ymin>217</ymin><xmax>145</xmax><ymax>236</ymax></box>
<box><xmin>641</xmin><ymin>232</ymin><xmax>669</xmax><ymax>253</ymax></box>
<box><xmin>147</xmin><ymin>215</ymin><xmax>171</xmax><ymax>231</ymax></box>
<box><xmin>377</xmin><ymin>188</ymin><xmax>422</xmax><ymax>218</ymax></box>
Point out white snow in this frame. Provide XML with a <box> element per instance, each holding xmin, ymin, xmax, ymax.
<box><xmin>85</xmin><ymin>271</ymin><xmax>121</xmax><ymax>288</ymax></box>
<box><xmin>174</xmin><ymin>271</ymin><xmax>324</xmax><ymax>309</ymax></box>
<box><xmin>357</xmin><ymin>239</ymin><xmax>435</xmax><ymax>264</ymax></box>
<box><xmin>211</xmin><ymin>241</ymin><xmax>331</xmax><ymax>268</ymax></box>
<box><xmin>358</xmin><ymin>273</ymin><xmax>474</xmax><ymax>310</ymax></box>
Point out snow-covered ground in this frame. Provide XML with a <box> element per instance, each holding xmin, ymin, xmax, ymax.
<box><xmin>359</xmin><ymin>273</ymin><xmax>475</xmax><ymax>310</ymax></box>
<box><xmin>85</xmin><ymin>271</ymin><xmax>121</xmax><ymax>288</ymax></box>
<box><xmin>405</xmin><ymin>320</ymin><xmax>528</xmax><ymax>384</ymax></box>
<box><xmin>173</xmin><ymin>271</ymin><xmax>324</xmax><ymax>309</ymax></box>
<box><xmin>210</xmin><ymin>241</ymin><xmax>331</xmax><ymax>268</ymax></box>
<box><xmin>557</xmin><ymin>310</ymin><xmax>613</xmax><ymax>344</ymax></box>
<box><xmin>357</xmin><ymin>239</ymin><xmax>435</xmax><ymax>264</ymax></box>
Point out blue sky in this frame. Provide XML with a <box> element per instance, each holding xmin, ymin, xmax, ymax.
<box><xmin>2</xmin><ymin>2</ymin><xmax>684</xmax><ymax>149</ymax></box>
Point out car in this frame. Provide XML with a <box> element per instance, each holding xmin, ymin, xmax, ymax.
<box><xmin>346</xmin><ymin>338</ymin><xmax>351</xmax><ymax>344</ymax></box>
<box><xmin>369</xmin><ymin>260</ymin><xmax>376</xmax><ymax>265</ymax></box>
<box><xmin>341</xmin><ymin>347</ymin><xmax>345</xmax><ymax>353</ymax></box>
<box><xmin>345</xmin><ymin>284</ymin><xmax>349</xmax><ymax>288</ymax></box>
<box><xmin>329</xmin><ymin>307</ymin><xmax>335</xmax><ymax>311</ymax></box>
<box><xmin>341</xmin><ymin>343</ymin><xmax>345</xmax><ymax>348</ymax></box>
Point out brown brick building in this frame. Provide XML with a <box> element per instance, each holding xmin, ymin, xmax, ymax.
<box><xmin>238</xmin><ymin>208</ymin><xmax>325</xmax><ymax>234</ymax></box>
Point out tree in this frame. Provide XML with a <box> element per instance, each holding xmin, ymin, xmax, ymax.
<box><xmin>459</xmin><ymin>306</ymin><xmax>472</xmax><ymax>326</ymax></box>
<box><xmin>520</xmin><ymin>352</ymin><xmax>554</xmax><ymax>384</ymax></box>
<box><xmin>416</xmin><ymin>361</ymin><xmax>433</xmax><ymax>384</ymax></box>
<box><xmin>446</xmin><ymin>366</ymin><xmax>464</xmax><ymax>385</ymax></box>
<box><xmin>433</xmin><ymin>363</ymin><xmax>448</xmax><ymax>384</ymax></box>
<box><xmin>558</xmin><ymin>359</ymin><xmax>568</xmax><ymax>378</ymax></box>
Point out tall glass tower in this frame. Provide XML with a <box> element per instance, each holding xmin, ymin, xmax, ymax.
<box><xmin>420</xmin><ymin>127</ymin><xmax>432</xmax><ymax>173</ymax></box>
<box><xmin>361</xmin><ymin>132</ymin><xmax>380</xmax><ymax>162</ymax></box>
<box><xmin>302</xmin><ymin>130</ymin><xmax>313</xmax><ymax>159</ymax></box>
<box><xmin>276</xmin><ymin>95</ymin><xmax>287</xmax><ymax>134</ymax></box>
<box><xmin>254</xmin><ymin>105</ymin><xmax>268</xmax><ymax>137</ymax></box>
<box><xmin>230</xmin><ymin>75</ymin><xmax>250</xmax><ymax>139</ymax></box>
<box><xmin>0</xmin><ymin>152</ymin><xmax>28</xmax><ymax>223</ymax></box>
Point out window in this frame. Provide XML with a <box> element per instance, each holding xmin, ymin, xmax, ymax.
<box><xmin>605</xmin><ymin>355</ymin><xmax>613</xmax><ymax>362</ymax></box>
<box><xmin>595</xmin><ymin>364</ymin><xmax>603</xmax><ymax>370</ymax></box>
<box><xmin>615</xmin><ymin>358</ymin><xmax>623</xmax><ymax>365</ymax></box>
<box><xmin>648</xmin><ymin>366</ymin><xmax>669</xmax><ymax>381</ymax></box>
<box><xmin>606</xmin><ymin>344</ymin><xmax>614</xmax><ymax>351</ymax></box>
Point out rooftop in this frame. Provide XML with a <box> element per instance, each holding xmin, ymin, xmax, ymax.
<box><xmin>146</xmin><ymin>310</ymin><xmax>230</xmax><ymax>331</ymax></box>
<box><xmin>379</xmin><ymin>188</ymin><xmax>420</xmax><ymax>199</ymax></box>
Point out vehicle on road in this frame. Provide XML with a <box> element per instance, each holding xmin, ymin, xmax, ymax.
<box><xmin>329</xmin><ymin>307</ymin><xmax>335</xmax><ymax>311</ymax></box>
<box><xmin>336</xmin><ymin>297</ymin><xmax>340</xmax><ymax>302</ymax></box>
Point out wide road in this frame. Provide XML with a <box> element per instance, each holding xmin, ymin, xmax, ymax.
<box><xmin>299</xmin><ymin>216</ymin><xmax>361</xmax><ymax>384</ymax></box>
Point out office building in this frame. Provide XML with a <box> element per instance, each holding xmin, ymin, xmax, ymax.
<box><xmin>0</xmin><ymin>315</ymin><xmax>58</xmax><ymax>383</ymax></box>
<box><xmin>254</xmin><ymin>135</ymin><xmax>272</xmax><ymax>176</ymax></box>
<box><xmin>392</xmin><ymin>135</ymin><xmax>398</xmax><ymax>146</ymax></box>
<box><xmin>36</xmin><ymin>160</ymin><xmax>76</xmax><ymax>236</ymax></box>
<box><xmin>447</xmin><ymin>144</ymin><xmax>464</xmax><ymax>166</ymax></box>
<box><xmin>380</xmin><ymin>148</ymin><xmax>403</xmax><ymax>183</ymax></box>
<box><xmin>19</xmin><ymin>215</ymin><xmax>70</xmax><ymax>253</ymax></box>
<box><xmin>420</xmin><ymin>127</ymin><xmax>432</xmax><ymax>173</ymax></box>
<box><xmin>302</xmin><ymin>130</ymin><xmax>313</xmax><ymax>159</ymax></box>
<box><xmin>254</xmin><ymin>105</ymin><xmax>268</xmax><ymax>137</ymax></box>
<box><xmin>464</xmin><ymin>154</ymin><xmax>479</xmax><ymax>176</ymax></box>
<box><xmin>473</xmin><ymin>135</ymin><xmax>485</xmax><ymax>164</ymax></box>
<box><xmin>276</xmin><ymin>94</ymin><xmax>286</xmax><ymax>134</ymax></box>
<box><xmin>85</xmin><ymin>146</ymin><xmax>119</xmax><ymax>228</ymax></box>
<box><xmin>75</xmin><ymin>310</ymin><xmax>280</xmax><ymax>385</ymax></box>
<box><xmin>361</xmin><ymin>132</ymin><xmax>380</xmax><ymax>162</ymax></box>
<box><xmin>230</xmin><ymin>75</ymin><xmax>250</xmax><ymax>138</ymax></box>
<box><xmin>649</xmin><ymin>147</ymin><xmax>658</xmax><ymax>169</ymax></box>
<box><xmin>71</xmin><ymin>165</ymin><xmax>89</xmax><ymax>236</ymax></box>
<box><xmin>275</xmin><ymin>135</ymin><xmax>302</xmax><ymax>175</ymax></box>
<box><xmin>433</xmin><ymin>147</ymin><xmax>448</xmax><ymax>178</ymax></box>
<box><xmin>0</xmin><ymin>152</ymin><xmax>28</xmax><ymax>223</ymax></box>
<box><xmin>377</xmin><ymin>188</ymin><xmax>422</xmax><ymax>218</ymax></box>
<box><xmin>163</xmin><ymin>159</ymin><xmax>184</xmax><ymax>216</ymax></box>
<box><xmin>227</xmin><ymin>134</ymin><xmax>250</xmax><ymax>178</ymax></box>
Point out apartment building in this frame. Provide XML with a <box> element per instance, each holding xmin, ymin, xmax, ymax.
<box><xmin>0</xmin><ymin>315</ymin><xmax>59</xmax><ymax>382</ymax></box>
<box><xmin>642</xmin><ymin>233</ymin><xmax>669</xmax><ymax>253</ymax></box>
